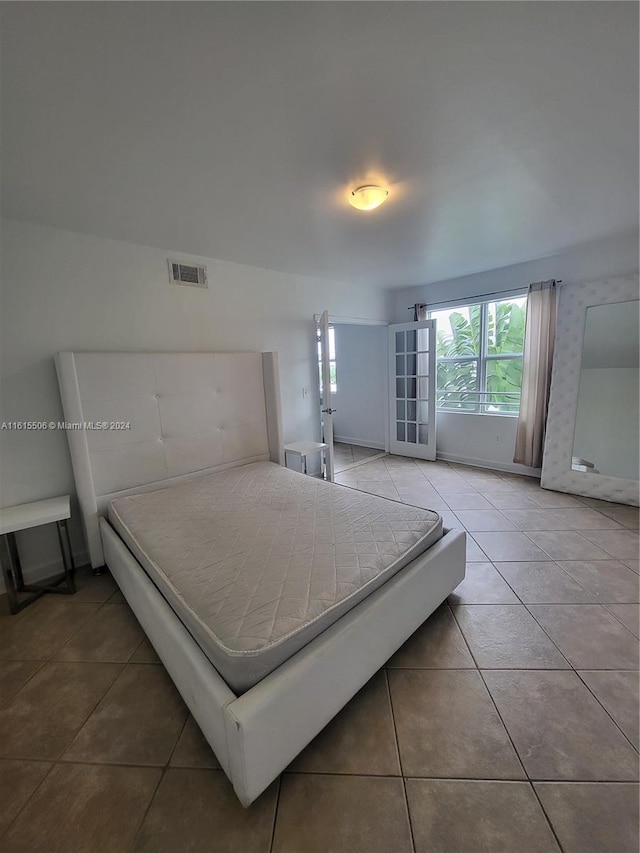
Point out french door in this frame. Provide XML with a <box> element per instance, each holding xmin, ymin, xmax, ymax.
<box><xmin>388</xmin><ymin>320</ymin><xmax>437</xmax><ymax>460</ymax></box>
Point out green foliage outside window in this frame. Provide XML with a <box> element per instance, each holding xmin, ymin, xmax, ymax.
<box><xmin>435</xmin><ymin>300</ymin><xmax>526</xmax><ymax>414</ymax></box>
<box><xmin>485</xmin><ymin>301</ymin><xmax>525</xmax><ymax>411</ymax></box>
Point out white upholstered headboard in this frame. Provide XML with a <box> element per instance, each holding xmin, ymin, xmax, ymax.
<box><xmin>56</xmin><ymin>351</ymin><xmax>284</xmax><ymax>568</ymax></box>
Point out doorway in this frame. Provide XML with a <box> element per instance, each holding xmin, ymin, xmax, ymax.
<box><xmin>316</xmin><ymin>315</ymin><xmax>389</xmax><ymax>479</ymax></box>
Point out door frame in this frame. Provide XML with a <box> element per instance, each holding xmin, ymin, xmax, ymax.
<box><xmin>313</xmin><ymin>315</ymin><xmax>390</xmax><ymax>455</ymax></box>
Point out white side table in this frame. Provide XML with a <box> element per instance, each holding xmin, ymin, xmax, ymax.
<box><xmin>284</xmin><ymin>441</ymin><xmax>328</xmax><ymax>477</ymax></box>
<box><xmin>0</xmin><ymin>496</ymin><xmax>76</xmax><ymax>614</ymax></box>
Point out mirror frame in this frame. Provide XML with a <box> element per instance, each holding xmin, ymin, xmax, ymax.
<box><xmin>541</xmin><ymin>273</ymin><xmax>639</xmax><ymax>507</ymax></box>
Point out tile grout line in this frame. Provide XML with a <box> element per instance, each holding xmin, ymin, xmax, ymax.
<box><xmin>0</xmin><ymin>654</ymin><xmax>162</xmax><ymax>664</ymax></box>
<box><xmin>281</xmin><ymin>763</ymin><xmax>640</xmax><ymax>784</ymax></box>
<box><xmin>23</xmin><ymin>599</ymin><xmax>103</xmax><ymax>665</ymax></box>
<box><xmin>268</xmin><ymin>774</ymin><xmax>282</xmax><ymax>853</ymax></box>
<box><xmin>3</xmin><ymin>755</ymin><xmax>226</xmax><ymax>771</ymax></box>
<box><xmin>444</xmin><ymin>600</ymin><xmax>478</xmax><ymax>667</ymax></box>
<box><xmin>386</xmin><ymin>664</ymin><xmax>632</xmax><ymax>672</ymax></box>
<box><xmin>55</xmin><ymin>661</ymin><xmax>127</xmax><ymax>762</ymax></box>
<box><xmin>278</xmin><ymin>767</ymin><xmax>640</xmax><ymax>782</ymax></box>
<box><xmin>444</xmin><ymin>600</ymin><xmax>636</xmax><ymax>606</ymax></box>
<box><xmin>0</xmin><ymin>659</ymin><xmax>48</xmax><ymax>709</ymax></box>
<box><xmin>573</xmin><ymin>670</ymin><xmax>640</xmax><ymax>755</ymax></box>
<box><xmin>524</xmin><ymin>601</ymin><xmax>638</xmax><ymax>638</ymax></box>
<box><xmin>521</xmin><ymin>599</ymin><xmax>638</xmax><ymax>667</ymax></box>
<box><xmin>553</xmin><ymin>559</ymin><xmax>640</xmax><ymax>603</ymax></box>
<box><xmin>481</xmin><ymin>559</ymin><xmax>527</xmax><ymax>606</ymax></box>
<box><xmin>0</xmin><ymin>758</ymin><xmax>58</xmax><ymax>843</ymax></box>
<box><xmin>528</xmin><ymin>778</ymin><xmax>568</xmax><ymax>853</ymax></box>
<box><xmin>449</xmin><ymin>606</ymin><xmax>532</xmax><ymax>784</ymax></box>
<box><xmin>382</xmin><ymin>668</ymin><xmax>405</xmax><ymax>779</ymax></box>
<box><xmin>490</xmin><ymin>558</ymin><xmax>599</xmax><ymax>606</ymax></box>
<box><xmin>602</xmin><ymin>603</ymin><xmax>640</xmax><ymax>638</ymax></box>
<box><xmin>383</xmin><ymin>667</ymin><xmax>417</xmax><ymax>853</ymax></box>
<box><xmin>130</xmin><ymin>765</ymin><xmax>167</xmax><ymax>851</ymax></box>
<box><xmin>514</xmin><ymin>602</ymin><xmax>578</xmax><ymax>669</ymax></box>
<box><xmin>165</xmin><ymin>713</ymin><xmax>190</xmax><ymax>768</ymax></box>
<box><xmin>0</xmin><ymin>660</ymin><xmax>126</xmax><ymax>769</ymax></box>
<box><xmin>470</xmin><ymin>659</ymin><xmax>567</xmax><ymax>852</ymax></box>
<box><xmin>334</xmin><ymin>450</ymin><xmax>389</xmax><ymax>475</ymax></box>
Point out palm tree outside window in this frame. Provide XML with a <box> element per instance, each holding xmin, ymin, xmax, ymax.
<box><xmin>429</xmin><ymin>296</ymin><xmax>527</xmax><ymax>414</ymax></box>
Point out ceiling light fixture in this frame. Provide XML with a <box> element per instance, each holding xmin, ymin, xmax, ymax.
<box><xmin>348</xmin><ymin>185</ymin><xmax>389</xmax><ymax>211</ymax></box>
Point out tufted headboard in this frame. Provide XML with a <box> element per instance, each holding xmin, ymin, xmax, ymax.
<box><xmin>56</xmin><ymin>351</ymin><xmax>284</xmax><ymax>568</ymax></box>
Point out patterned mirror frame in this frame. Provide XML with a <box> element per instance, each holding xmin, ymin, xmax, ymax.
<box><xmin>541</xmin><ymin>273</ymin><xmax>639</xmax><ymax>507</ymax></box>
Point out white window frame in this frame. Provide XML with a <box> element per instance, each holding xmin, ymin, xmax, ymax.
<box><xmin>429</xmin><ymin>293</ymin><xmax>526</xmax><ymax>416</ymax></box>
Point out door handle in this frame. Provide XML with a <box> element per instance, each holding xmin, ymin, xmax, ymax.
<box><xmin>321</xmin><ymin>408</ymin><xmax>337</xmax><ymax>414</ymax></box>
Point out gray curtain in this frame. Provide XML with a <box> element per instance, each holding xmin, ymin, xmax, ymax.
<box><xmin>514</xmin><ymin>280</ymin><xmax>557</xmax><ymax>468</ymax></box>
<box><xmin>414</xmin><ymin>303</ymin><xmax>427</xmax><ymax>321</ymax></box>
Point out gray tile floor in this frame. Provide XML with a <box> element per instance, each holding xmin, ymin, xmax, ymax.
<box><xmin>332</xmin><ymin>441</ymin><xmax>385</xmax><ymax>473</ymax></box>
<box><xmin>0</xmin><ymin>457</ymin><xmax>638</xmax><ymax>852</ymax></box>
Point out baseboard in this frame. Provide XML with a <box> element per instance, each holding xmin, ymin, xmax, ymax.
<box><xmin>333</xmin><ymin>436</ymin><xmax>386</xmax><ymax>451</ymax></box>
<box><xmin>436</xmin><ymin>451</ymin><xmax>541</xmax><ymax>478</ymax></box>
<box><xmin>0</xmin><ymin>548</ymin><xmax>89</xmax><ymax>594</ymax></box>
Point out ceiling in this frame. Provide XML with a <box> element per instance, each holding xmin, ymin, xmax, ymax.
<box><xmin>1</xmin><ymin>2</ymin><xmax>638</xmax><ymax>289</ymax></box>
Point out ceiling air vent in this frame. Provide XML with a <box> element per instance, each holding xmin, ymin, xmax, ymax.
<box><xmin>168</xmin><ymin>260</ymin><xmax>208</xmax><ymax>288</ymax></box>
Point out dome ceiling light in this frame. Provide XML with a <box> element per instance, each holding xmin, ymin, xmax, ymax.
<box><xmin>348</xmin><ymin>185</ymin><xmax>389</xmax><ymax>211</ymax></box>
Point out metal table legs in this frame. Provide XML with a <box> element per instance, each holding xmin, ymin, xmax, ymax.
<box><xmin>1</xmin><ymin>519</ymin><xmax>76</xmax><ymax>615</ymax></box>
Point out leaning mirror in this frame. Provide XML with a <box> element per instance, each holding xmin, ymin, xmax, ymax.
<box><xmin>571</xmin><ymin>301</ymin><xmax>639</xmax><ymax>481</ymax></box>
<box><xmin>541</xmin><ymin>274</ymin><xmax>639</xmax><ymax>506</ymax></box>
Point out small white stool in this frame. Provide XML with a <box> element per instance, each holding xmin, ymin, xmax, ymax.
<box><xmin>0</xmin><ymin>495</ymin><xmax>76</xmax><ymax>614</ymax></box>
<box><xmin>284</xmin><ymin>441</ymin><xmax>328</xmax><ymax>477</ymax></box>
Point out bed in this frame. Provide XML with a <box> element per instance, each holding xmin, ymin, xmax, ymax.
<box><xmin>56</xmin><ymin>350</ymin><xmax>466</xmax><ymax>806</ymax></box>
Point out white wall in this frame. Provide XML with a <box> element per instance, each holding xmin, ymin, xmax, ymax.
<box><xmin>435</xmin><ymin>412</ymin><xmax>539</xmax><ymax>476</ymax></box>
<box><xmin>393</xmin><ymin>231</ymin><xmax>639</xmax><ymax>321</ymax></box>
<box><xmin>332</xmin><ymin>324</ymin><xmax>387</xmax><ymax>449</ymax></box>
<box><xmin>0</xmin><ymin>219</ymin><xmax>390</xmax><ymax>579</ymax></box>
<box><xmin>573</xmin><ymin>368</ymin><xmax>640</xmax><ymax>481</ymax></box>
<box><xmin>392</xmin><ymin>230</ymin><xmax>639</xmax><ymax>474</ymax></box>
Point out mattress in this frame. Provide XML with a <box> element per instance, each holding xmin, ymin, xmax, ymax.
<box><xmin>108</xmin><ymin>461</ymin><xmax>443</xmax><ymax>692</ymax></box>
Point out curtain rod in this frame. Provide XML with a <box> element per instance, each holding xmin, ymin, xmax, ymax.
<box><xmin>407</xmin><ymin>281</ymin><xmax>563</xmax><ymax>311</ymax></box>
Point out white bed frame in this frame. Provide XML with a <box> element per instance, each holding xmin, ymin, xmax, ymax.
<box><xmin>56</xmin><ymin>350</ymin><xmax>465</xmax><ymax>806</ymax></box>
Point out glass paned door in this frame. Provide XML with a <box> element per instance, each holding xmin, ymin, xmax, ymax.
<box><xmin>388</xmin><ymin>320</ymin><xmax>437</xmax><ymax>460</ymax></box>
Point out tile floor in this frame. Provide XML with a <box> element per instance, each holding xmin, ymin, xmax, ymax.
<box><xmin>0</xmin><ymin>457</ymin><xmax>638</xmax><ymax>852</ymax></box>
<box><xmin>332</xmin><ymin>441</ymin><xmax>385</xmax><ymax>473</ymax></box>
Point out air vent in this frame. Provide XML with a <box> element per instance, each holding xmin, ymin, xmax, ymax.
<box><xmin>168</xmin><ymin>260</ymin><xmax>208</xmax><ymax>288</ymax></box>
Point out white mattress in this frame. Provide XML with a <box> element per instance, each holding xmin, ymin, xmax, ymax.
<box><xmin>108</xmin><ymin>461</ymin><xmax>443</xmax><ymax>692</ymax></box>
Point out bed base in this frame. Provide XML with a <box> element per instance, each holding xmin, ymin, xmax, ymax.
<box><xmin>101</xmin><ymin>517</ymin><xmax>465</xmax><ymax>806</ymax></box>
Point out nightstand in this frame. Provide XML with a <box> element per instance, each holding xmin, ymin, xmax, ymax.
<box><xmin>0</xmin><ymin>496</ymin><xmax>76</xmax><ymax>614</ymax></box>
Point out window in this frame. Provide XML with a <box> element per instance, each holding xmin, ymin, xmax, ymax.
<box><xmin>317</xmin><ymin>325</ymin><xmax>337</xmax><ymax>394</ymax></box>
<box><xmin>429</xmin><ymin>295</ymin><xmax>526</xmax><ymax>415</ymax></box>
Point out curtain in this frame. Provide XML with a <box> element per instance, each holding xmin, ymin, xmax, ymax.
<box><xmin>514</xmin><ymin>280</ymin><xmax>557</xmax><ymax>468</ymax></box>
<box><xmin>414</xmin><ymin>303</ymin><xmax>427</xmax><ymax>321</ymax></box>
